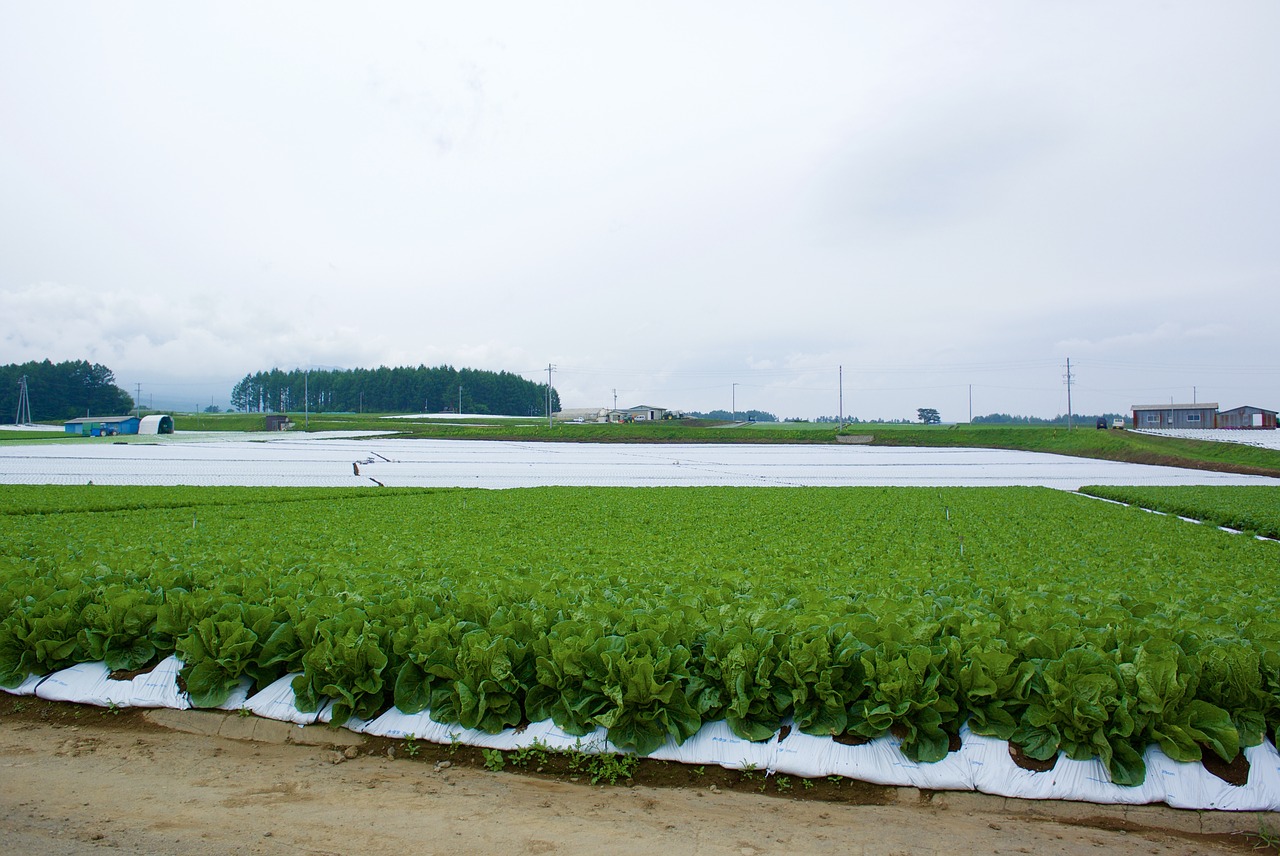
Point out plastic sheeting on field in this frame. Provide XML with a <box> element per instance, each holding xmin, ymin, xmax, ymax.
<box><xmin>241</xmin><ymin>674</ymin><xmax>330</xmax><ymax>725</ymax></box>
<box><xmin>5</xmin><ymin>434</ymin><xmax>1279</xmax><ymax>490</ymax></box>
<box><xmin>33</xmin><ymin>657</ymin><xmax>189</xmax><ymax>710</ymax></box>
<box><xmin>6</xmin><ymin>659</ymin><xmax>1280</xmax><ymax>812</ymax></box>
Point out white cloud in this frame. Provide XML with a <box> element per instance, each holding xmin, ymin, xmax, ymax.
<box><xmin>2</xmin><ymin>2</ymin><xmax>1278</xmax><ymax>418</ymax></box>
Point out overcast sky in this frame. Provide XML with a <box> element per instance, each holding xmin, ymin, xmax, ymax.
<box><xmin>2</xmin><ymin>2</ymin><xmax>1277</xmax><ymax>421</ymax></box>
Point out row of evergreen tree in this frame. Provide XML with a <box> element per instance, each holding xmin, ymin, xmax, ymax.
<box><xmin>688</xmin><ymin>409</ymin><xmax>778</xmax><ymax>422</ymax></box>
<box><xmin>972</xmin><ymin>412</ymin><xmax>1127</xmax><ymax>425</ymax></box>
<box><xmin>229</xmin><ymin>365</ymin><xmax>559</xmax><ymax>416</ymax></box>
<box><xmin>1</xmin><ymin>360</ymin><xmax>134</xmax><ymax>423</ymax></box>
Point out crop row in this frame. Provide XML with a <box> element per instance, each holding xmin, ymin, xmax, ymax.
<box><xmin>1079</xmin><ymin>485</ymin><xmax>1280</xmax><ymax>539</ymax></box>
<box><xmin>2</xmin><ymin>485</ymin><xmax>1279</xmax><ymax>786</ymax></box>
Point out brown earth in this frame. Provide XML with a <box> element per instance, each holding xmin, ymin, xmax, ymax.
<box><xmin>1</xmin><ymin>696</ymin><xmax>1275</xmax><ymax>856</ymax></box>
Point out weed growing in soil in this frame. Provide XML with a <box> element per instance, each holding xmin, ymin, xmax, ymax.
<box><xmin>402</xmin><ymin>734</ymin><xmax>420</xmax><ymax>758</ymax></box>
<box><xmin>1249</xmin><ymin>821</ymin><xmax>1280</xmax><ymax>851</ymax></box>
<box><xmin>509</xmin><ymin>740</ymin><xmax>552</xmax><ymax>769</ymax></box>
<box><xmin>482</xmin><ymin>749</ymin><xmax>506</xmax><ymax>772</ymax></box>
<box><xmin>567</xmin><ymin>748</ymin><xmax>638</xmax><ymax>785</ymax></box>
<box><xmin>475</xmin><ymin>739</ymin><xmax>639</xmax><ymax>785</ymax></box>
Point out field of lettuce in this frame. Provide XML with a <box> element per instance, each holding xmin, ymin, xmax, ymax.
<box><xmin>2</xmin><ymin>484</ymin><xmax>1279</xmax><ymax>790</ymax></box>
<box><xmin>1080</xmin><ymin>485</ymin><xmax>1280</xmax><ymax>540</ymax></box>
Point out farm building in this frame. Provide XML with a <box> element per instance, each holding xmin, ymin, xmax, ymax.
<box><xmin>139</xmin><ymin>414</ymin><xmax>174</xmax><ymax>434</ymax></box>
<box><xmin>556</xmin><ymin>408</ymin><xmax>610</xmax><ymax>423</ymax></box>
<box><xmin>264</xmin><ymin>414</ymin><xmax>293</xmax><ymax>431</ymax></box>
<box><xmin>1130</xmin><ymin>403</ymin><xmax>1218</xmax><ymax>429</ymax></box>
<box><xmin>609</xmin><ymin>405</ymin><xmax>668</xmax><ymax>422</ymax></box>
<box><xmin>63</xmin><ymin>415</ymin><xmax>141</xmax><ymax>436</ymax></box>
<box><xmin>1217</xmin><ymin>405</ymin><xmax>1278</xmax><ymax>430</ymax></box>
<box><xmin>1131</xmin><ymin>402</ymin><xmax>1277</xmax><ymax>430</ymax></box>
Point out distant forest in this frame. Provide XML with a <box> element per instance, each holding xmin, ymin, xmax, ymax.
<box><xmin>230</xmin><ymin>366</ymin><xmax>559</xmax><ymax>416</ymax></box>
<box><xmin>689</xmin><ymin>409</ymin><xmax>778</xmax><ymax>422</ymax></box>
<box><xmin>973</xmin><ymin>412</ymin><xmax>1127</xmax><ymax>425</ymax></box>
<box><xmin>1</xmin><ymin>360</ymin><xmax>134</xmax><ymax>423</ymax></box>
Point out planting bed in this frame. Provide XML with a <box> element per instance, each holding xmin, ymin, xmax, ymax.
<box><xmin>4</xmin><ymin>484</ymin><xmax>1280</xmax><ymax>810</ymax></box>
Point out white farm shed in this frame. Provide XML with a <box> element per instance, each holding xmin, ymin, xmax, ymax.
<box><xmin>139</xmin><ymin>414</ymin><xmax>174</xmax><ymax>435</ymax></box>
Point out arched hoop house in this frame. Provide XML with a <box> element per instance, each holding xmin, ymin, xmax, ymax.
<box><xmin>139</xmin><ymin>414</ymin><xmax>174</xmax><ymax>435</ymax></box>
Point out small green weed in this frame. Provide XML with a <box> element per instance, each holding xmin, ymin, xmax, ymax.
<box><xmin>482</xmin><ymin>749</ymin><xmax>506</xmax><ymax>772</ymax></box>
<box><xmin>577</xmin><ymin>752</ymin><xmax>637</xmax><ymax>786</ymax></box>
<box><xmin>402</xmin><ymin>734</ymin><xmax>420</xmax><ymax>758</ymax></box>
<box><xmin>511</xmin><ymin>739</ymin><xmax>552</xmax><ymax>769</ymax></box>
<box><xmin>1250</xmin><ymin>821</ymin><xmax>1280</xmax><ymax>851</ymax></box>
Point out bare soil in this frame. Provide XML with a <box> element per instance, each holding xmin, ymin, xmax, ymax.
<box><xmin>0</xmin><ymin>696</ymin><xmax>1273</xmax><ymax>856</ymax></box>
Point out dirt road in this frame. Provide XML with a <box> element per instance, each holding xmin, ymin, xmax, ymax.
<box><xmin>0</xmin><ymin>697</ymin><xmax>1270</xmax><ymax>856</ymax></box>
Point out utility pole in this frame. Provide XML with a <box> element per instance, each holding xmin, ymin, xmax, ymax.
<box><xmin>1063</xmin><ymin>358</ymin><xmax>1074</xmax><ymax>431</ymax></box>
<box><xmin>135</xmin><ymin>383</ymin><xmax>142</xmax><ymax>418</ymax></box>
<box><xmin>458</xmin><ymin>385</ymin><xmax>462</xmax><ymax>414</ymax></box>
<box><xmin>969</xmin><ymin>384</ymin><xmax>973</xmax><ymax>424</ymax></box>
<box><xmin>304</xmin><ymin>370</ymin><xmax>309</xmax><ymax>429</ymax></box>
<box><xmin>732</xmin><ymin>383</ymin><xmax>738</xmax><ymax>422</ymax></box>
<box><xmin>546</xmin><ymin>364</ymin><xmax>555</xmax><ymax>427</ymax></box>
<box><xmin>838</xmin><ymin>366</ymin><xmax>843</xmax><ymax>428</ymax></box>
<box><xmin>15</xmin><ymin>375</ymin><xmax>31</xmax><ymax>425</ymax></box>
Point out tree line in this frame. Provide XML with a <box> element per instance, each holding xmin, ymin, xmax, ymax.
<box><xmin>689</xmin><ymin>409</ymin><xmax>778</xmax><ymax>422</ymax></box>
<box><xmin>973</xmin><ymin>412</ymin><xmax>1127</xmax><ymax>425</ymax></box>
<box><xmin>229</xmin><ymin>365</ymin><xmax>560</xmax><ymax>416</ymax></box>
<box><xmin>1</xmin><ymin>360</ymin><xmax>134</xmax><ymax>423</ymax></box>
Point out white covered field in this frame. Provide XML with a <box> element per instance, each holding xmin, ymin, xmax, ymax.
<box><xmin>1137</xmin><ymin>428</ymin><xmax>1280</xmax><ymax>450</ymax></box>
<box><xmin>1</xmin><ymin>431</ymin><xmax>1277</xmax><ymax>489</ymax></box>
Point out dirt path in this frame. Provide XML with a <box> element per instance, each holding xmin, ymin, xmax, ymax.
<box><xmin>0</xmin><ymin>699</ymin><xmax>1270</xmax><ymax>856</ymax></box>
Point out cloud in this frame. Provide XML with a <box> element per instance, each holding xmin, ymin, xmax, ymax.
<box><xmin>1057</xmin><ymin>322</ymin><xmax>1234</xmax><ymax>355</ymax></box>
<box><xmin>2</xmin><ymin>3</ymin><xmax>1278</xmax><ymax>418</ymax></box>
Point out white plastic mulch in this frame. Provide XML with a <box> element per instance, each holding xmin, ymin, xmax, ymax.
<box><xmin>1</xmin><ymin>433</ymin><xmax>1277</xmax><ymax>489</ymax></box>
<box><xmin>5</xmin><ymin>661</ymin><xmax>1279</xmax><ymax>812</ymax></box>
<box><xmin>1135</xmin><ymin>428</ymin><xmax>1280</xmax><ymax>451</ymax></box>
